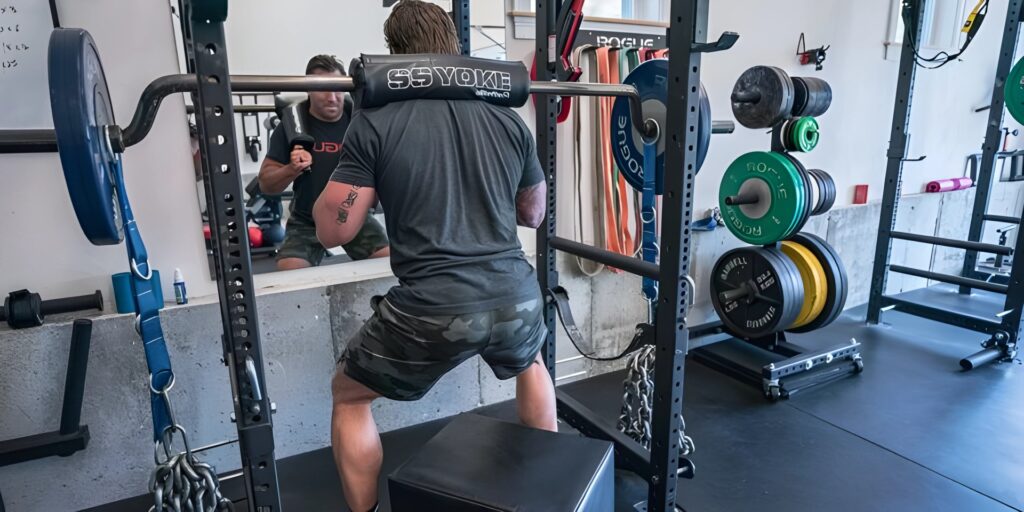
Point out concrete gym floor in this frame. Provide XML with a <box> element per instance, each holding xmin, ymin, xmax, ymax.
<box><xmin>85</xmin><ymin>284</ymin><xmax>1023</xmax><ymax>512</ymax></box>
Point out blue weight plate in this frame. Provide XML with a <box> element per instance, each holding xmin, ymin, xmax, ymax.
<box><xmin>611</xmin><ymin>58</ymin><xmax>710</xmax><ymax>195</ymax></box>
<box><xmin>49</xmin><ymin>28</ymin><xmax>122</xmax><ymax>245</ymax></box>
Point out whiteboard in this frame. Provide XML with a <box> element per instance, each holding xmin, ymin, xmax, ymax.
<box><xmin>0</xmin><ymin>0</ymin><xmax>57</xmax><ymax>130</ymax></box>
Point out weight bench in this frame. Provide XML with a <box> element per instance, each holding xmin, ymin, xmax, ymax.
<box><xmin>389</xmin><ymin>413</ymin><xmax>614</xmax><ymax>511</ymax></box>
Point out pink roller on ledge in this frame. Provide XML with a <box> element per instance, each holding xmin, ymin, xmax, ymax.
<box><xmin>926</xmin><ymin>177</ymin><xmax>974</xmax><ymax>193</ymax></box>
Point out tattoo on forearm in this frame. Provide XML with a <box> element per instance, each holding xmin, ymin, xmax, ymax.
<box><xmin>336</xmin><ymin>185</ymin><xmax>361</xmax><ymax>224</ymax></box>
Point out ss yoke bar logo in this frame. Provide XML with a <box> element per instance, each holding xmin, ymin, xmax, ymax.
<box><xmin>387</xmin><ymin>66</ymin><xmax>513</xmax><ymax>100</ymax></box>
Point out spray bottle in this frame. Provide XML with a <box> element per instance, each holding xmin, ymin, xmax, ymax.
<box><xmin>173</xmin><ymin>268</ymin><xmax>188</xmax><ymax>305</ymax></box>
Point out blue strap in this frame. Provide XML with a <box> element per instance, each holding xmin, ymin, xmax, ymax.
<box><xmin>692</xmin><ymin>216</ymin><xmax>719</xmax><ymax>231</ymax></box>
<box><xmin>641</xmin><ymin>141</ymin><xmax>658</xmax><ymax>302</ymax></box>
<box><xmin>111</xmin><ymin>158</ymin><xmax>175</xmax><ymax>441</ymax></box>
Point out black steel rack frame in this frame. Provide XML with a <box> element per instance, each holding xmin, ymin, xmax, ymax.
<box><xmin>535</xmin><ymin>1</ymin><xmax>722</xmax><ymax>510</ymax></box>
<box><xmin>867</xmin><ymin>0</ymin><xmax>1024</xmax><ymax>369</ymax></box>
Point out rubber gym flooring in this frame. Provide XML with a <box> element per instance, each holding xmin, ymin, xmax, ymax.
<box><xmin>87</xmin><ymin>284</ymin><xmax>1023</xmax><ymax>512</ymax></box>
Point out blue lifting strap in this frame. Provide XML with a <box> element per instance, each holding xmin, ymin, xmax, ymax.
<box><xmin>641</xmin><ymin>140</ymin><xmax>658</xmax><ymax>303</ymax></box>
<box><xmin>111</xmin><ymin>157</ymin><xmax>175</xmax><ymax>441</ymax></box>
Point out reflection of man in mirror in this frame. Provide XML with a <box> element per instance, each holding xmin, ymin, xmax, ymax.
<box><xmin>258</xmin><ymin>55</ymin><xmax>390</xmax><ymax>271</ymax></box>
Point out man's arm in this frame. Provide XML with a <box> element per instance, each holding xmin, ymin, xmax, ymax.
<box><xmin>258</xmin><ymin>127</ymin><xmax>312</xmax><ymax>194</ymax></box>
<box><xmin>258</xmin><ymin>148</ymin><xmax>311</xmax><ymax>195</ymax></box>
<box><xmin>516</xmin><ymin>181</ymin><xmax>547</xmax><ymax>228</ymax></box>
<box><xmin>517</xmin><ymin>120</ymin><xmax>547</xmax><ymax>229</ymax></box>
<box><xmin>314</xmin><ymin>181</ymin><xmax>378</xmax><ymax>248</ymax></box>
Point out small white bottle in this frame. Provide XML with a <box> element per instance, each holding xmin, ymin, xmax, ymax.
<box><xmin>173</xmin><ymin>268</ymin><xmax>188</xmax><ymax>305</ymax></box>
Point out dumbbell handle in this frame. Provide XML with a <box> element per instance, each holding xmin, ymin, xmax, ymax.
<box><xmin>731</xmin><ymin>90</ymin><xmax>761</xmax><ymax>103</ymax></box>
<box><xmin>0</xmin><ymin>290</ymin><xmax>104</xmax><ymax>321</ymax></box>
<box><xmin>725</xmin><ymin>193</ymin><xmax>760</xmax><ymax>206</ymax></box>
<box><xmin>40</xmin><ymin>290</ymin><xmax>104</xmax><ymax>316</ymax></box>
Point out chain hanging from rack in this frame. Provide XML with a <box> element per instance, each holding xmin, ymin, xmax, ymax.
<box><xmin>617</xmin><ymin>345</ymin><xmax>695</xmax><ymax>457</ymax></box>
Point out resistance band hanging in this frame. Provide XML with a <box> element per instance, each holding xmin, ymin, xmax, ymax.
<box><xmin>596</xmin><ymin>47</ymin><xmax>623</xmax><ymax>261</ymax></box>
<box><xmin>608</xmin><ymin>48</ymin><xmax>636</xmax><ymax>257</ymax></box>
<box><xmin>572</xmin><ymin>44</ymin><xmax>604</xmax><ymax>276</ymax></box>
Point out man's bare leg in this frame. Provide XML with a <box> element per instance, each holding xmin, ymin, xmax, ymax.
<box><xmin>277</xmin><ymin>257</ymin><xmax>311</xmax><ymax>271</ymax></box>
<box><xmin>331</xmin><ymin>366</ymin><xmax>383</xmax><ymax>512</ymax></box>
<box><xmin>515</xmin><ymin>354</ymin><xmax>557</xmax><ymax>432</ymax></box>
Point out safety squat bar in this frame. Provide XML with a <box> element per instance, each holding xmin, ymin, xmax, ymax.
<box><xmin>58</xmin><ymin>74</ymin><xmax>645</xmax><ymax>154</ymax></box>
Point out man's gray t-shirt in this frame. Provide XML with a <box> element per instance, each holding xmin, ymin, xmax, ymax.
<box><xmin>330</xmin><ymin>99</ymin><xmax>544</xmax><ymax>316</ymax></box>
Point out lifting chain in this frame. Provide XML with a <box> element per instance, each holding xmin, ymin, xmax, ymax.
<box><xmin>149</xmin><ymin>390</ymin><xmax>233</xmax><ymax>512</ymax></box>
<box><xmin>617</xmin><ymin>345</ymin><xmax>695</xmax><ymax>457</ymax></box>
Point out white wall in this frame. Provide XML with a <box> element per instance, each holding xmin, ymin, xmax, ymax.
<box><xmin>507</xmin><ymin>0</ymin><xmax>1024</xmax><ymax>220</ymax></box>
<box><xmin>0</xmin><ymin>0</ymin><xmax>214</xmax><ymax>305</ymax></box>
<box><xmin>474</xmin><ymin>0</ymin><xmax>505</xmax><ymax>25</ymax></box>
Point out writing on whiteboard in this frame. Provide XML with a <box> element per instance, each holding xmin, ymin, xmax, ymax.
<box><xmin>0</xmin><ymin>2</ymin><xmax>26</xmax><ymax>73</ymax></box>
<box><xmin>1</xmin><ymin>1</ymin><xmax>61</xmax><ymax>128</ymax></box>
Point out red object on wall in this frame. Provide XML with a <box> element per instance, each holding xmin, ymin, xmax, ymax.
<box><xmin>853</xmin><ymin>185</ymin><xmax>869</xmax><ymax>205</ymax></box>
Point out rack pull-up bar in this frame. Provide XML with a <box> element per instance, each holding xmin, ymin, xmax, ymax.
<box><xmin>889</xmin><ymin>265</ymin><xmax>1008</xmax><ymax>294</ymax></box>
<box><xmin>550</xmin><ymin>237</ymin><xmax>660</xmax><ymax>279</ymax></box>
<box><xmin>889</xmin><ymin>231</ymin><xmax>1013</xmax><ymax>256</ymax></box>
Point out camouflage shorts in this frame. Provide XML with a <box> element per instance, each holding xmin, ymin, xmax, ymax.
<box><xmin>340</xmin><ymin>294</ymin><xmax>546</xmax><ymax>401</ymax></box>
<box><xmin>276</xmin><ymin>215</ymin><xmax>388</xmax><ymax>265</ymax></box>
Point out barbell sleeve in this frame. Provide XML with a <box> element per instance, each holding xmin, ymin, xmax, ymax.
<box><xmin>718</xmin><ymin>286</ymin><xmax>750</xmax><ymax>303</ymax></box>
<box><xmin>724</xmin><ymin>192</ymin><xmax>760</xmax><ymax>206</ymax></box>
